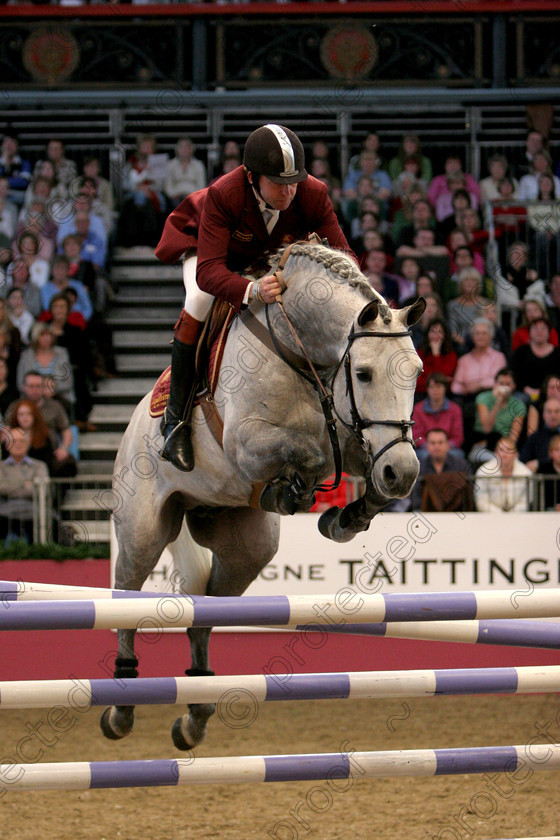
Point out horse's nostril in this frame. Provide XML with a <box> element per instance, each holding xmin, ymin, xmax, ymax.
<box><xmin>383</xmin><ymin>465</ymin><xmax>397</xmax><ymax>484</ymax></box>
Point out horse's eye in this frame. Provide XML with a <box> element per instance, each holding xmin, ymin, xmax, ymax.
<box><xmin>356</xmin><ymin>368</ymin><xmax>372</xmax><ymax>383</ymax></box>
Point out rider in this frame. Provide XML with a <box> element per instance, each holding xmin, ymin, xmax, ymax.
<box><xmin>155</xmin><ymin>123</ymin><xmax>353</xmax><ymax>472</ymax></box>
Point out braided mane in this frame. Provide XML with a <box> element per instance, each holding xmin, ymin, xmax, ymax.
<box><xmin>270</xmin><ymin>242</ymin><xmax>377</xmax><ymax>300</ymax></box>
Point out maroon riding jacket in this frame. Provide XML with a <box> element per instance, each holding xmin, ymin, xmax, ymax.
<box><xmin>155</xmin><ymin>165</ymin><xmax>352</xmax><ymax>312</ymax></box>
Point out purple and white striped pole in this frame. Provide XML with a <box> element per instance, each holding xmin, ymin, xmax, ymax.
<box><xmin>1</xmin><ymin>665</ymin><xmax>559</xmax><ymax>709</ymax></box>
<box><xmin>1</xmin><ymin>743</ymin><xmax>559</xmax><ymax>791</ymax></box>
<box><xmin>1</xmin><ymin>588</ymin><xmax>560</xmax><ymax>631</ymax></box>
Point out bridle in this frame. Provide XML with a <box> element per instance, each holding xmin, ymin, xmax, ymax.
<box><xmin>263</xmin><ymin>301</ymin><xmax>416</xmax><ymax>493</ymax></box>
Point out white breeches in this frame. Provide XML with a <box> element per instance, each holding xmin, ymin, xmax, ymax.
<box><xmin>183</xmin><ymin>254</ymin><xmax>215</xmax><ymax>322</ymax></box>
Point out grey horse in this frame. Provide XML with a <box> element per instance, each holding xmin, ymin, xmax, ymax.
<box><xmin>101</xmin><ymin>241</ymin><xmax>425</xmax><ymax>749</ymax></box>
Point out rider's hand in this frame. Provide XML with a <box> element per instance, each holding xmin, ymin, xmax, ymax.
<box><xmin>252</xmin><ymin>274</ymin><xmax>283</xmax><ymax>303</ymax></box>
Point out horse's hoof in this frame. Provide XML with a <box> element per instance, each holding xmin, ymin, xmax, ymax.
<box><xmin>171</xmin><ymin>716</ymin><xmax>193</xmax><ymax>751</ymax></box>
<box><xmin>99</xmin><ymin>706</ymin><xmax>133</xmax><ymax>740</ymax></box>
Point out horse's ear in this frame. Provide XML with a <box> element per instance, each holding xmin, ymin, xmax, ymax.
<box><xmin>400</xmin><ymin>297</ymin><xmax>426</xmax><ymax>327</ymax></box>
<box><xmin>357</xmin><ymin>299</ymin><xmax>380</xmax><ymax>327</ymax></box>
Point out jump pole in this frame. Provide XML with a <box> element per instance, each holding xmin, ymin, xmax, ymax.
<box><xmin>1</xmin><ymin>588</ymin><xmax>560</xmax><ymax>631</ymax></box>
<box><xmin>2</xmin><ymin>743</ymin><xmax>559</xmax><ymax>791</ymax></box>
<box><xmin>2</xmin><ymin>665</ymin><xmax>560</xmax><ymax>709</ymax></box>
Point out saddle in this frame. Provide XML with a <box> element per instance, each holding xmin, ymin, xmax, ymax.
<box><xmin>149</xmin><ymin>299</ymin><xmax>235</xmax><ymax>421</ymax></box>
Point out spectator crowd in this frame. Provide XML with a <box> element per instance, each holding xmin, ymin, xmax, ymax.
<box><xmin>0</xmin><ymin>124</ymin><xmax>560</xmax><ymax>540</ymax></box>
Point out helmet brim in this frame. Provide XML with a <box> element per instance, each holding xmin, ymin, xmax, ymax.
<box><xmin>263</xmin><ymin>169</ymin><xmax>308</xmax><ymax>185</ymax></box>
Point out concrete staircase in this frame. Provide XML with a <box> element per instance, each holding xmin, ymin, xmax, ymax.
<box><xmin>65</xmin><ymin>247</ymin><xmax>182</xmax><ymax>542</ymax></box>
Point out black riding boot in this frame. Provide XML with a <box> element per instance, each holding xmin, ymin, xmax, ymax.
<box><xmin>160</xmin><ymin>339</ymin><xmax>197</xmax><ymax>472</ymax></box>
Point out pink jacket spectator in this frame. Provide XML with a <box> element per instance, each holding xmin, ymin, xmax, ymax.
<box><xmin>412</xmin><ymin>397</ymin><xmax>464</xmax><ymax>450</ymax></box>
<box><xmin>450</xmin><ymin>347</ymin><xmax>508</xmax><ymax>396</ymax></box>
<box><xmin>428</xmin><ymin>173</ymin><xmax>481</xmax><ymax>214</ymax></box>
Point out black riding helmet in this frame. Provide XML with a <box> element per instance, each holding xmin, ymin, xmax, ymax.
<box><xmin>243</xmin><ymin>124</ymin><xmax>308</xmax><ymax>185</ymax></box>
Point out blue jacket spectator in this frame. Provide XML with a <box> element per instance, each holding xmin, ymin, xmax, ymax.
<box><xmin>58</xmin><ymin>210</ymin><xmax>107</xmax><ymax>270</ymax></box>
<box><xmin>41</xmin><ymin>255</ymin><xmax>93</xmax><ymax>322</ymax></box>
<box><xmin>0</xmin><ymin>132</ymin><xmax>32</xmax><ymax>204</ymax></box>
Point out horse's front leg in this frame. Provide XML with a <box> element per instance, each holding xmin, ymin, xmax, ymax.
<box><xmin>232</xmin><ymin>418</ymin><xmax>329</xmax><ymax>514</ymax></box>
<box><xmin>170</xmin><ymin>626</ymin><xmax>215</xmax><ymax>751</ymax></box>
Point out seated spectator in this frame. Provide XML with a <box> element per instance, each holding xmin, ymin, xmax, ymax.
<box><xmin>6</xmin><ymin>259</ymin><xmax>42</xmax><ymax>318</ymax></box>
<box><xmin>416</xmin><ymin>320</ymin><xmax>458</xmax><ymax>395</ymax></box>
<box><xmin>394</xmin><ymin>198</ymin><xmax>440</xmax><ymax>248</ymax></box>
<box><xmin>512</xmin><ymin>130</ymin><xmax>546</xmax><ymax>179</ymax></box>
<box><xmin>41</xmin><ymin>255</ymin><xmax>93</xmax><ymax>323</ymax></box>
<box><xmin>344</xmin><ymin>176</ymin><xmax>378</xmax><ymax>226</ymax></box>
<box><xmin>435</xmin><ymin>176</ymin><xmax>479</xmax><ymax>229</ymax></box>
<box><xmin>6</xmin><ymin>287</ymin><xmax>34</xmax><ymax>346</ymax></box>
<box><xmin>6</xmin><ymin>372</ymin><xmax>76</xmax><ymax>478</ymax></box>
<box><xmin>446</xmin><ymin>268</ymin><xmax>494</xmax><ymax>351</ymax></box>
<box><xmin>527</xmin><ymin>172</ymin><xmax>560</xmax><ymax>278</ymax></box>
<box><xmin>0</xmin><ymin>295</ymin><xmax>22</xmax><ymax>373</ymax></box>
<box><xmin>82</xmin><ymin>156</ymin><xmax>114</xmax><ymax>220</ymax></box>
<box><xmin>479</xmin><ymin>154</ymin><xmax>518</xmax><ymax>203</ymax></box>
<box><xmin>391</xmin><ymin>157</ymin><xmax>428</xmax><ymax>201</ymax></box>
<box><xmin>0</xmin><ymin>358</ymin><xmax>19</xmax><ymax>417</ymax></box>
<box><xmin>512</xmin><ymin>318</ymin><xmax>560</xmax><ymax>402</ymax></box>
<box><xmin>310</xmin><ymin>158</ymin><xmax>343</xmax><ymax>219</ymax></box>
<box><xmin>427</xmin><ymin>153</ymin><xmax>481</xmax><ymax>222</ymax></box>
<box><xmin>0</xmin><ymin>176</ymin><xmax>17</xmax><ymax>242</ymax></box>
<box><xmin>546</xmin><ymin>273</ymin><xmax>560</xmax><ymax>334</ymax></box>
<box><xmin>410</xmin><ymin>428</ymin><xmax>472</xmax><ymax>512</ymax></box>
<box><xmin>118</xmin><ymin>138</ymin><xmax>166</xmax><ymax>247</ymax></box>
<box><xmin>4</xmin><ymin>398</ymin><xmax>54</xmax><ymax>471</ymax></box>
<box><xmin>391</xmin><ymin>187</ymin><xmax>427</xmax><ymax>245</ymax></box>
<box><xmin>14</xmin><ymin>198</ymin><xmax>58</xmax><ymax>262</ymax></box>
<box><xmin>460</xmin><ymin>207</ymin><xmax>488</xmax><ymax>262</ymax></box>
<box><xmin>469</xmin><ymin>368</ymin><xmax>527</xmax><ymax>466</ymax></box>
<box><xmin>0</xmin><ymin>131</ymin><xmax>31</xmax><ymax>206</ymax></box>
<box><xmin>537</xmin><ymin>434</ymin><xmax>560</xmax><ymax>510</ymax></box>
<box><xmin>351</xmin><ymin>209</ymin><xmax>393</xmax><ymax>255</ymax></box>
<box><xmin>451</xmin><ymin>318</ymin><xmax>508</xmax><ymax>401</ymax></box>
<box><xmin>47</xmin><ymin>293</ymin><xmax>94</xmax><ymax>429</ymax></box>
<box><xmin>463</xmin><ymin>301</ymin><xmax>510</xmax><ymax>361</ymax></box>
<box><xmin>342</xmin><ymin>150</ymin><xmax>392</xmax><ymax>206</ymax></box>
<box><xmin>388</xmin><ymin>134</ymin><xmax>433</xmax><ymax>183</ymax></box>
<box><xmin>13</xmin><ymin>231</ymin><xmax>49</xmax><ymax>289</ymax></box>
<box><xmin>65</xmin><ymin>210</ymin><xmax>107</xmax><ymax>272</ymax></box>
<box><xmin>444</xmin><ymin>244</ymin><xmax>485</xmax><ymax>304</ymax></box>
<box><xmin>61</xmin><ymin>234</ymin><xmax>107</xmax><ymax>315</ymax></box>
<box><xmin>396</xmin><ymin>256</ymin><xmax>422</xmax><ymax>303</ymax></box>
<box><xmin>437</xmin><ymin>188</ymin><xmax>473</xmax><ymax>242</ymax></box>
<box><xmin>17</xmin><ymin>324</ymin><xmax>75</xmax><ymax>416</ymax></box>
<box><xmin>474</xmin><ymin>437</ymin><xmax>533</xmax><ymax>512</ymax></box>
<box><xmin>361</xmin><ymin>249</ymin><xmax>400</xmax><ymax>306</ymax></box>
<box><xmin>164</xmin><ymin>137</ymin><xmax>206</xmax><ymax>208</ymax></box>
<box><xmin>348</xmin><ymin>132</ymin><xmax>386</xmax><ymax>174</ymax></box>
<box><xmin>513</xmin><ymin>297</ymin><xmax>559</xmax><ymax>352</ymax></box>
<box><xmin>517</xmin><ymin>151</ymin><xmax>560</xmax><ymax>201</ymax></box>
<box><xmin>211</xmin><ymin>140</ymin><xmax>242</xmax><ymax>183</ymax></box>
<box><xmin>504</xmin><ymin>241</ymin><xmax>540</xmax><ymax>301</ymax></box>
<box><xmin>413</xmin><ymin>373</ymin><xmax>464</xmax><ymax>457</ymax></box>
<box><xmin>0</xmin><ymin>427</ymin><xmax>48</xmax><ymax>544</ymax></box>
<box><xmin>527</xmin><ymin>374</ymin><xmax>560</xmax><ymax>437</ymax></box>
<box><xmin>397</xmin><ymin>228</ymin><xmax>449</xmax><ymax>282</ymax></box>
<box><xmin>74</xmin><ymin>177</ymin><xmax>113</xmax><ymax>235</ymax></box>
<box><xmin>409</xmin><ymin>291</ymin><xmax>444</xmax><ymax>349</ymax></box>
<box><xmin>33</xmin><ymin>138</ymin><xmax>77</xmax><ymax>190</ymax></box>
<box><xmin>520</xmin><ymin>397</ymin><xmax>560</xmax><ymax>472</ymax></box>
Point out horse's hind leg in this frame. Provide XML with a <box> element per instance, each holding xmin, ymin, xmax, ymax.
<box><xmin>100</xmin><ymin>497</ymin><xmax>185</xmax><ymax>741</ymax></box>
<box><xmin>171</xmin><ymin>507</ymin><xmax>279</xmax><ymax>750</ymax></box>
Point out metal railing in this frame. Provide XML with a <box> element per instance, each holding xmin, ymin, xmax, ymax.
<box><xmin>0</xmin><ymin>472</ymin><xmax>552</xmax><ymax>552</ymax></box>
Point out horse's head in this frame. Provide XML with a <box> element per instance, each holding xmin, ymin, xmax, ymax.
<box><xmin>336</xmin><ymin>296</ymin><xmax>426</xmax><ymax>501</ymax></box>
